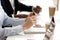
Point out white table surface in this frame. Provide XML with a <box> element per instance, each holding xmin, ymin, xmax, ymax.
<box><xmin>7</xmin><ymin>34</ymin><xmax>45</xmax><ymax>40</ymax></box>
<box><xmin>7</xmin><ymin>25</ymin><xmax>46</xmax><ymax>40</ymax></box>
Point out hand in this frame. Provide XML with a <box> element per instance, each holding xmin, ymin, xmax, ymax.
<box><xmin>25</xmin><ymin>12</ymin><xmax>36</xmax><ymax>21</ymax></box>
<box><xmin>33</xmin><ymin>6</ymin><xmax>42</xmax><ymax>14</ymax></box>
<box><xmin>29</xmin><ymin>12</ymin><xmax>35</xmax><ymax>16</ymax></box>
<box><xmin>22</xmin><ymin>16</ymin><xmax>36</xmax><ymax>30</ymax></box>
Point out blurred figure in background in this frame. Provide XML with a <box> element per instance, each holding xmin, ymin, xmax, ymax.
<box><xmin>1</xmin><ymin>0</ymin><xmax>41</xmax><ymax>18</ymax></box>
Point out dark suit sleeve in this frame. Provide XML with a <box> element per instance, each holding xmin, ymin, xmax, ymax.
<box><xmin>15</xmin><ymin>0</ymin><xmax>33</xmax><ymax>12</ymax></box>
<box><xmin>1</xmin><ymin>0</ymin><xmax>13</xmax><ymax>17</ymax></box>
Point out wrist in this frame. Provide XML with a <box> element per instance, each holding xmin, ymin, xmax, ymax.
<box><xmin>22</xmin><ymin>22</ymin><xmax>28</xmax><ymax>30</ymax></box>
<box><xmin>22</xmin><ymin>20</ymin><xmax>33</xmax><ymax>30</ymax></box>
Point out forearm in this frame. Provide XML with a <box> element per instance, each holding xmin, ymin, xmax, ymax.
<box><xmin>14</xmin><ymin>14</ymin><xmax>28</xmax><ymax>18</ymax></box>
<box><xmin>15</xmin><ymin>0</ymin><xmax>33</xmax><ymax>12</ymax></box>
<box><xmin>3</xmin><ymin>16</ymin><xmax>25</xmax><ymax>26</ymax></box>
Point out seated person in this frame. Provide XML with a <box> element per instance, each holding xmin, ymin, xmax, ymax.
<box><xmin>0</xmin><ymin>1</ymin><xmax>36</xmax><ymax>40</ymax></box>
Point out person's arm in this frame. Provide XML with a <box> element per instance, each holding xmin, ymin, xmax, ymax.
<box><xmin>3</xmin><ymin>13</ymin><xmax>36</xmax><ymax>37</ymax></box>
<box><xmin>0</xmin><ymin>25</ymin><xmax>23</xmax><ymax>37</ymax></box>
<box><xmin>1</xmin><ymin>13</ymin><xmax>25</xmax><ymax>36</ymax></box>
<box><xmin>0</xmin><ymin>5</ymin><xmax>24</xmax><ymax>37</ymax></box>
<box><xmin>2</xmin><ymin>14</ymin><xmax>36</xmax><ymax>37</ymax></box>
<box><xmin>3</xmin><ymin>25</ymin><xmax>23</xmax><ymax>36</ymax></box>
<box><xmin>0</xmin><ymin>28</ymin><xmax>5</xmax><ymax>38</ymax></box>
<box><xmin>0</xmin><ymin>3</ymin><xmax>36</xmax><ymax>37</ymax></box>
<box><xmin>14</xmin><ymin>14</ymin><xmax>28</xmax><ymax>18</ymax></box>
<box><xmin>15</xmin><ymin>0</ymin><xmax>42</xmax><ymax>13</ymax></box>
<box><xmin>15</xmin><ymin>0</ymin><xmax>33</xmax><ymax>12</ymax></box>
<box><xmin>3</xmin><ymin>13</ymin><xmax>25</xmax><ymax>26</ymax></box>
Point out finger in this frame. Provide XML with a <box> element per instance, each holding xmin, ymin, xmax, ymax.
<box><xmin>31</xmin><ymin>15</ymin><xmax>36</xmax><ymax>17</ymax></box>
<box><xmin>29</xmin><ymin>12</ymin><xmax>33</xmax><ymax>16</ymax></box>
<box><xmin>30</xmin><ymin>18</ymin><xmax>36</xmax><ymax>22</ymax></box>
<box><xmin>28</xmin><ymin>15</ymin><xmax>36</xmax><ymax>19</ymax></box>
<box><xmin>29</xmin><ymin>12</ymin><xmax>36</xmax><ymax>17</ymax></box>
<box><xmin>30</xmin><ymin>17</ymin><xmax>36</xmax><ymax>23</ymax></box>
<box><xmin>31</xmin><ymin>16</ymin><xmax>36</xmax><ymax>20</ymax></box>
<box><xmin>26</xmin><ymin>17</ymin><xmax>31</xmax><ymax>21</ymax></box>
<box><xmin>27</xmin><ymin>16</ymin><xmax>36</xmax><ymax>22</ymax></box>
<box><xmin>32</xmin><ymin>20</ymin><xmax>36</xmax><ymax>24</ymax></box>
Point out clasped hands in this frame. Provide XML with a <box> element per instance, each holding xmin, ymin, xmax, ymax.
<box><xmin>19</xmin><ymin>6</ymin><xmax>42</xmax><ymax>30</ymax></box>
<box><xmin>22</xmin><ymin>12</ymin><xmax>36</xmax><ymax>30</ymax></box>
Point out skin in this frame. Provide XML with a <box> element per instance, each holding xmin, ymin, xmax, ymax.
<box><xmin>22</xmin><ymin>15</ymin><xmax>36</xmax><ymax>30</ymax></box>
<box><xmin>15</xmin><ymin>6</ymin><xmax>42</xmax><ymax>30</ymax></box>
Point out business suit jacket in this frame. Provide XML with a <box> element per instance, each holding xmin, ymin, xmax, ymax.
<box><xmin>1</xmin><ymin>0</ymin><xmax>33</xmax><ymax>17</ymax></box>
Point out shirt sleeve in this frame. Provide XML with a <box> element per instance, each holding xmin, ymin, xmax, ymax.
<box><xmin>0</xmin><ymin>25</ymin><xmax>24</xmax><ymax>37</ymax></box>
<box><xmin>3</xmin><ymin>13</ymin><xmax>25</xmax><ymax>26</ymax></box>
<box><xmin>0</xmin><ymin>28</ymin><xmax>5</xmax><ymax>38</ymax></box>
<box><xmin>0</xmin><ymin>3</ymin><xmax>24</xmax><ymax>37</ymax></box>
<box><xmin>3</xmin><ymin>12</ymin><xmax>24</xmax><ymax>36</ymax></box>
<box><xmin>15</xmin><ymin>0</ymin><xmax>33</xmax><ymax>12</ymax></box>
<box><xmin>4</xmin><ymin>25</ymin><xmax>24</xmax><ymax>36</ymax></box>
